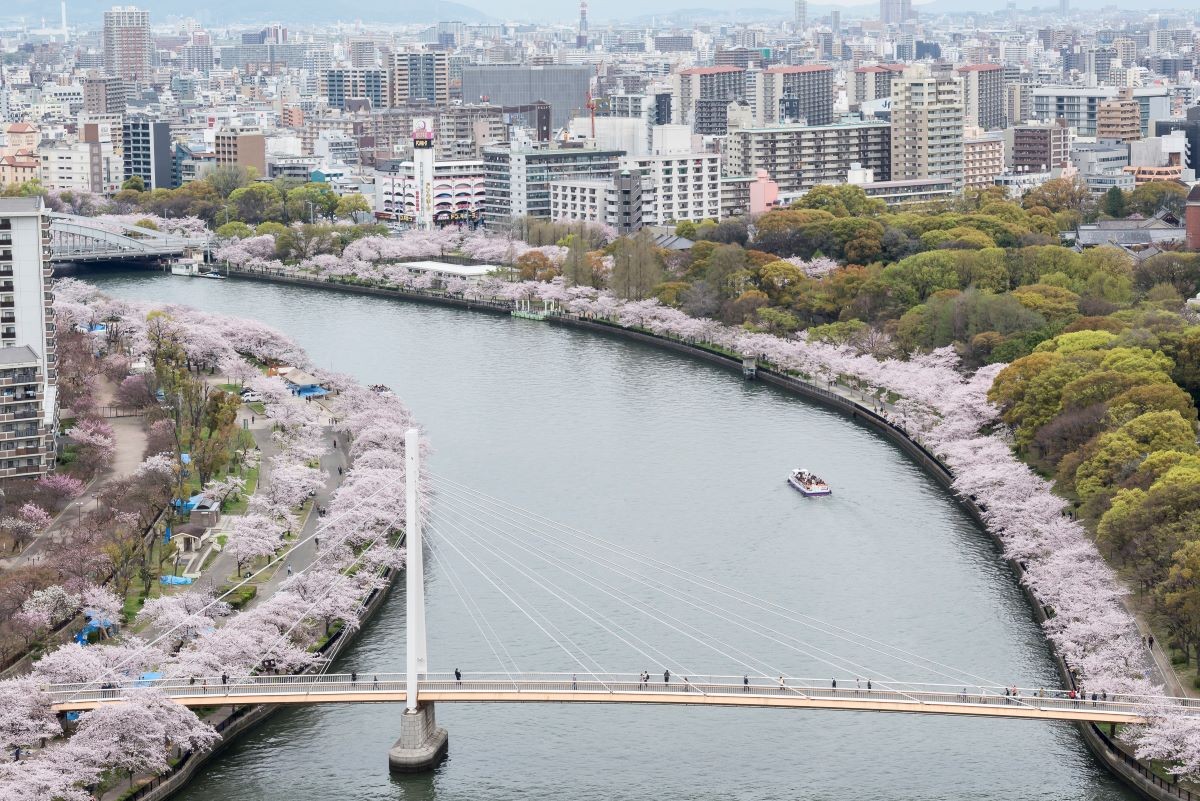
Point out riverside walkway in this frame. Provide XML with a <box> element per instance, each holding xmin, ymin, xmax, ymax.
<box><xmin>44</xmin><ymin>672</ymin><xmax>1185</xmax><ymax>725</ymax></box>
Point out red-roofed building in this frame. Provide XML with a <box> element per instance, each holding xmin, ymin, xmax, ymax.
<box><xmin>0</xmin><ymin>150</ymin><xmax>41</xmax><ymax>189</ymax></box>
<box><xmin>851</xmin><ymin>64</ymin><xmax>905</xmax><ymax>105</ymax></box>
<box><xmin>678</xmin><ymin>66</ymin><xmax>746</xmax><ymax>135</ymax></box>
<box><xmin>757</xmin><ymin>64</ymin><xmax>833</xmax><ymax>125</ymax></box>
<box><xmin>2</xmin><ymin>122</ymin><xmax>41</xmax><ymax>155</ymax></box>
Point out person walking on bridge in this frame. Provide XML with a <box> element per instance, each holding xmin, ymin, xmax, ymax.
<box><xmin>454</xmin><ymin>668</ymin><xmax>462</xmax><ymax>686</ymax></box>
<box><xmin>743</xmin><ymin>675</ymin><xmax>750</xmax><ymax>693</ymax></box>
<box><xmin>572</xmin><ymin>674</ymin><xmax>577</xmax><ymax>690</ymax></box>
<box><xmin>663</xmin><ymin>669</ymin><xmax>670</xmax><ymax>686</ymax></box>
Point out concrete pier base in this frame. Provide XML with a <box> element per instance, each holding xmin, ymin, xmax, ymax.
<box><xmin>387</xmin><ymin>704</ymin><xmax>448</xmax><ymax>772</ymax></box>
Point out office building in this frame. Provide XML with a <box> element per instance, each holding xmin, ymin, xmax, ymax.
<box><xmin>461</xmin><ymin>65</ymin><xmax>591</xmax><ymax>129</ymax></box>
<box><xmin>1155</xmin><ymin>108</ymin><xmax>1200</xmax><ymax>173</ymax></box>
<box><xmin>102</xmin><ymin>6</ymin><xmax>152</xmax><ymax>83</ymax></box>
<box><xmin>957</xmin><ymin>64</ymin><xmax>1004</xmax><ymax>131</ymax></box>
<box><xmin>549</xmin><ymin>171</ymin><xmax>644</xmax><ymax>233</ymax></box>
<box><xmin>121</xmin><ymin>117</ymin><xmax>172</xmax><ymax>189</ymax></box>
<box><xmin>389</xmin><ymin>51</ymin><xmax>450</xmax><ymax>106</ymax></box>
<box><xmin>795</xmin><ymin>0</ymin><xmax>807</xmax><ymax>29</ymax></box>
<box><xmin>0</xmin><ymin>197</ymin><xmax>58</xmax><ymax>479</ymax></box>
<box><xmin>890</xmin><ymin>70</ymin><xmax>965</xmax><ymax>189</ymax></box>
<box><xmin>214</xmin><ymin>126</ymin><xmax>267</xmax><ymax>175</ymax></box>
<box><xmin>38</xmin><ymin>123</ymin><xmax>121</xmax><ymax>194</ymax></box>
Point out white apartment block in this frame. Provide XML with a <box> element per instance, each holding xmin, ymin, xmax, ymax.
<box><xmin>890</xmin><ymin>69</ymin><xmax>965</xmax><ymax>190</ymax></box>
<box><xmin>0</xmin><ymin>198</ymin><xmax>57</xmax><ymax>479</ymax></box>
<box><xmin>619</xmin><ymin>151</ymin><xmax>721</xmax><ymax>225</ymax></box>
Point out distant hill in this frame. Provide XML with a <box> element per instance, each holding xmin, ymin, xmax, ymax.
<box><xmin>4</xmin><ymin>0</ymin><xmax>491</xmax><ymax>26</ymax></box>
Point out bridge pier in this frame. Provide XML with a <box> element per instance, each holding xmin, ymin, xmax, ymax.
<box><xmin>387</xmin><ymin>703</ymin><xmax>448</xmax><ymax>772</ymax></box>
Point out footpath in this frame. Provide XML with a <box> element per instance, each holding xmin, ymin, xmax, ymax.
<box><xmin>0</xmin><ymin>379</ymin><xmax>148</xmax><ymax>574</ymax></box>
<box><xmin>96</xmin><ymin>387</ymin><xmax>348</xmax><ymax>801</ymax></box>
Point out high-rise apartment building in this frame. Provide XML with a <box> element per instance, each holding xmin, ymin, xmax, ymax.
<box><xmin>82</xmin><ymin>74</ymin><xmax>126</xmax><ymax>116</ymax></box>
<box><xmin>880</xmin><ymin>0</ymin><xmax>914</xmax><ymax>25</ymax></box>
<box><xmin>1006</xmin><ymin>121</ymin><xmax>1071</xmax><ymax>172</ymax></box>
<box><xmin>102</xmin><ymin>6</ymin><xmax>152</xmax><ymax>83</ymax></box>
<box><xmin>389</xmin><ymin>52</ymin><xmax>450</xmax><ymax>106</ymax></box>
<box><xmin>321</xmin><ymin>68</ymin><xmax>388</xmax><ymax>110</ymax></box>
<box><xmin>957</xmin><ymin>64</ymin><xmax>1004</xmax><ymax>131</ymax></box>
<box><xmin>757</xmin><ymin>65</ymin><xmax>833</xmax><ymax>126</ymax></box>
<box><xmin>851</xmin><ymin>64</ymin><xmax>905</xmax><ymax>106</ymax></box>
<box><xmin>794</xmin><ymin>0</ymin><xmax>807</xmax><ymax>29</ymax></box>
<box><xmin>0</xmin><ymin>198</ymin><xmax>58</xmax><ymax>480</ymax></box>
<box><xmin>889</xmin><ymin>70</ymin><xmax>965</xmax><ymax>189</ymax></box>
<box><xmin>722</xmin><ymin>119</ymin><xmax>891</xmax><ymax>194</ymax></box>
<box><xmin>121</xmin><ymin>117</ymin><xmax>172</xmax><ymax>189</ymax></box>
<box><xmin>1097</xmin><ymin>88</ymin><xmax>1142</xmax><ymax>142</ymax></box>
<box><xmin>963</xmin><ymin>128</ymin><xmax>1005</xmax><ymax>189</ymax></box>
<box><xmin>678</xmin><ymin>66</ymin><xmax>746</xmax><ymax>135</ymax></box>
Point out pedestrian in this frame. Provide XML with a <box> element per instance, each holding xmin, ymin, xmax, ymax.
<box><xmin>663</xmin><ymin>669</ymin><xmax>670</xmax><ymax>685</ymax></box>
<box><xmin>315</xmin><ymin>536</ymin><xmax>320</xmax><ymax>549</ymax></box>
<box><xmin>960</xmin><ymin>688</ymin><xmax>967</xmax><ymax>702</ymax></box>
<box><xmin>351</xmin><ymin>671</ymin><xmax>357</xmax><ymax>684</ymax></box>
<box><xmin>743</xmin><ymin>674</ymin><xmax>750</xmax><ymax>692</ymax></box>
<box><xmin>1091</xmin><ymin>692</ymin><xmax>1098</xmax><ymax>703</ymax></box>
<box><xmin>189</xmin><ymin>676</ymin><xmax>196</xmax><ymax>686</ymax></box>
<box><xmin>333</xmin><ymin>438</ymin><xmax>337</xmax><ymax>448</ymax></box>
<box><xmin>202</xmin><ymin>678</ymin><xmax>208</xmax><ymax>694</ymax></box>
<box><xmin>221</xmin><ymin>673</ymin><xmax>228</xmax><ymax>695</ymax></box>
<box><xmin>831</xmin><ymin>678</ymin><xmax>837</xmax><ymax>690</ymax></box>
<box><xmin>286</xmin><ymin>564</ymin><xmax>293</xmax><ymax>577</ymax></box>
<box><xmin>856</xmin><ymin>677</ymin><xmax>861</xmax><ymax>694</ymax></box>
<box><xmin>251</xmin><ymin>415</ymin><xmax>255</xmax><ymax>424</ymax></box>
<box><xmin>572</xmin><ymin>674</ymin><xmax>577</xmax><ymax>690</ymax></box>
<box><xmin>454</xmin><ymin>668</ymin><xmax>462</xmax><ymax>686</ymax></box>
<box><xmin>1149</xmin><ymin>634</ymin><xmax>1155</xmax><ymax>648</ymax></box>
<box><xmin>372</xmin><ymin>675</ymin><xmax>379</xmax><ymax>689</ymax></box>
<box><xmin>683</xmin><ymin>677</ymin><xmax>690</xmax><ymax>692</ymax></box>
<box><xmin>867</xmin><ymin>679</ymin><xmax>872</xmax><ymax>691</ymax></box>
<box><xmin>1101</xmin><ymin>691</ymin><xmax>1107</xmax><ymax>702</ymax></box>
<box><xmin>779</xmin><ymin>676</ymin><xmax>786</xmax><ymax>691</ymax></box>
<box><xmin>338</xmin><ymin>466</ymin><xmax>343</xmax><ymax>475</ymax></box>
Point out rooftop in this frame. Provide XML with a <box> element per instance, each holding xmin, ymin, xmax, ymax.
<box><xmin>765</xmin><ymin>65</ymin><xmax>832</xmax><ymax>74</ymax></box>
<box><xmin>680</xmin><ymin>66</ymin><xmax>744</xmax><ymax>76</ymax></box>
<box><xmin>0</xmin><ymin>197</ymin><xmax>42</xmax><ymax>215</ymax></box>
<box><xmin>0</xmin><ymin>346</ymin><xmax>41</xmax><ymax>367</ymax></box>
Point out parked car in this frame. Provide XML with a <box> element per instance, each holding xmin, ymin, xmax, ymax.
<box><xmin>241</xmin><ymin>392</ymin><xmax>264</xmax><ymax>403</ymax></box>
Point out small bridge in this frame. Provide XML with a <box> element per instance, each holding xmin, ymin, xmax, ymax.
<box><xmin>47</xmin><ymin>430</ymin><xmax>1191</xmax><ymax>777</ymax></box>
<box><xmin>48</xmin><ymin>212</ymin><xmax>211</xmax><ymax>264</ymax></box>
<box><xmin>44</xmin><ymin>672</ymin><xmax>1173</xmax><ymax>726</ymax></box>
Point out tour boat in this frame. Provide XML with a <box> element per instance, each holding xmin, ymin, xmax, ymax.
<box><xmin>788</xmin><ymin>468</ymin><xmax>831</xmax><ymax>496</ymax></box>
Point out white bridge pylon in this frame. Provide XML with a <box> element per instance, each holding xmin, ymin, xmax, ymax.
<box><xmin>405</xmin><ymin>427</ymin><xmax>427</xmax><ymax>712</ymax></box>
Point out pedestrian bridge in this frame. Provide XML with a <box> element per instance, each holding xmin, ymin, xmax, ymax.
<box><xmin>47</xmin><ymin>212</ymin><xmax>211</xmax><ymax>263</ymax></box>
<box><xmin>45</xmin><ymin>672</ymin><xmax>1181</xmax><ymax>725</ymax></box>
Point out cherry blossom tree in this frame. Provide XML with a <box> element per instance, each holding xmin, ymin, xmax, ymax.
<box><xmin>223</xmin><ymin>514</ymin><xmax>281</xmax><ymax>575</ymax></box>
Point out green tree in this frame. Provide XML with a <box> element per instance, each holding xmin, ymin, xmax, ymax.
<box><xmin>1128</xmin><ymin>181</ymin><xmax>1188</xmax><ymax>218</ymax></box>
<box><xmin>334</xmin><ymin>193</ymin><xmax>372</xmax><ymax>220</ymax></box>
<box><xmin>215</xmin><ymin>221</ymin><xmax>253</xmax><ymax>239</ymax></box>
<box><xmin>228</xmin><ymin>183</ymin><xmax>283</xmax><ymax>225</ymax></box>
<box><xmin>1100</xmin><ymin>186</ymin><xmax>1128</xmax><ymax>218</ymax></box>
<box><xmin>207</xmin><ymin>165</ymin><xmax>258</xmax><ymax>198</ymax></box>
<box><xmin>121</xmin><ymin>175</ymin><xmax>146</xmax><ymax>192</ymax></box>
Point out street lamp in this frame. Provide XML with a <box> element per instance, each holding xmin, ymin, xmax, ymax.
<box><xmin>74</xmin><ymin>500</ymin><xmax>84</xmax><ymax>527</ymax></box>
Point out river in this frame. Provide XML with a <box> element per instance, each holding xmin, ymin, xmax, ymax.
<box><xmin>87</xmin><ymin>269</ymin><xmax>1136</xmax><ymax>801</ymax></box>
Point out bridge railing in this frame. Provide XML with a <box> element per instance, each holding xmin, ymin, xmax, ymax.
<box><xmin>42</xmin><ymin>672</ymin><xmax>1197</xmax><ymax>721</ymax></box>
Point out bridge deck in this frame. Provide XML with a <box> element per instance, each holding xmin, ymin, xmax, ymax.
<box><xmin>46</xmin><ymin>674</ymin><xmax>1182</xmax><ymax>724</ymax></box>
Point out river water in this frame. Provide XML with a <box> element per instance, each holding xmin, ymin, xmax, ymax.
<box><xmin>87</xmin><ymin>270</ymin><xmax>1135</xmax><ymax>801</ymax></box>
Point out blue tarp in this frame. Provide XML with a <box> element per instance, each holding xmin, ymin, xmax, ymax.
<box><xmin>172</xmin><ymin>493</ymin><xmax>205</xmax><ymax>513</ymax></box>
<box><xmin>163</xmin><ymin>526</ymin><xmax>171</xmax><ymax>544</ymax></box>
<box><xmin>88</xmin><ymin>323</ymin><xmax>107</xmax><ymax>333</ymax></box>
<box><xmin>180</xmin><ymin>453</ymin><xmax>191</xmax><ymax>465</ymax></box>
<box><xmin>64</xmin><ymin>712</ymin><xmax>80</xmax><ymax>722</ymax></box>
<box><xmin>161</xmin><ymin>575</ymin><xmax>193</xmax><ymax>585</ymax></box>
<box><xmin>135</xmin><ymin>672</ymin><xmax>162</xmax><ymax>687</ymax></box>
<box><xmin>297</xmin><ymin>386</ymin><xmax>328</xmax><ymax>398</ymax></box>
